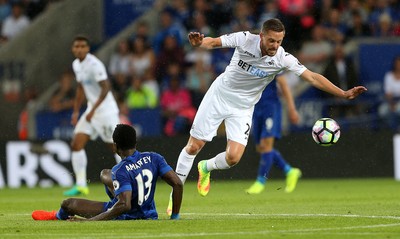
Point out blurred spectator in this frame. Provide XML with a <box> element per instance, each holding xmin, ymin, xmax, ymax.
<box><xmin>142</xmin><ymin>70</ymin><xmax>160</xmax><ymax>99</ymax></box>
<box><xmin>185</xmin><ymin>47</ymin><xmax>212</xmax><ymax>69</ymax></box>
<box><xmin>340</xmin><ymin>0</ymin><xmax>368</xmax><ymax>28</ymax></box>
<box><xmin>368</xmin><ymin>0</ymin><xmax>398</xmax><ymax>35</ymax></box>
<box><xmin>209</xmin><ymin>0</ymin><xmax>232</xmax><ymax>33</ymax></box>
<box><xmin>278</xmin><ymin>0</ymin><xmax>315</xmax><ymax>51</ymax></box>
<box><xmin>379</xmin><ymin>56</ymin><xmax>400</xmax><ymax>131</ymax></box>
<box><xmin>211</xmin><ymin>48</ymin><xmax>234</xmax><ymax>76</ymax></box>
<box><xmin>152</xmin><ymin>9</ymin><xmax>185</xmax><ymax>55</ymax></box>
<box><xmin>160</xmin><ymin>62</ymin><xmax>185</xmax><ymax>92</ymax></box>
<box><xmin>0</xmin><ymin>0</ymin><xmax>11</xmax><ymax>25</ymax></box>
<box><xmin>189</xmin><ymin>11</ymin><xmax>214</xmax><ymax>36</ymax></box>
<box><xmin>129</xmin><ymin>36</ymin><xmax>156</xmax><ymax>78</ymax></box>
<box><xmin>322</xmin><ymin>8</ymin><xmax>347</xmax><ymax>43</ymax></box>
<box><xmin>373</xmin><ymin>13</ymin><xmax>397</xmax><ymax>37</ymax></box>
<box><xmin>0</xmin><ymin>2</ymin><xmax>30</xmax><ymax>43</ymax></box>
<box><xmin>155</xmin><ymin>35</ymin><xmax>185</xmax><ymax>86</ymax></box>
<box><xmin>160</xmin><ymin>77</ymin><xmax>196</xmax><ymax>136</ymax></box>
<box><xmin>186</xmin><ymin>58</ymin><xmax>213</xmax><ymax>108</ymax></box>
<box><xmin>256</xmin><ymin>0</ymin><xmax>279</xmax><ymax>28</ymax></box>
<box><xmin>48</xmin><ymin>71</ymin><xmax>75</xmax><ymax>113</ymax></box>
<box><xmin>226</xmin><ymin>0</ymin><xmax>256</xmax><ymax>32</ymax></box>
<box><xmin>125</xmin><ymin>76</ymin><xmax>158</xmax><ymax>109</ymax></box>
<box><xmin>298</xmin><ymin>25</ymin><xmax>333</xmax><ymax>74</ymax></box>
<box><xmin>117</xmin><ymin>98</ymin><xmax>132</xmax><ymax>126</ymax></box>
<box><xmin>110</xmin><ymin>70</ymin><xmax>130</xmax><ymax>103</ymax></box>
<box><xmin>322</xmin><ymin>44</ymin><xmax>359</xmax><ymax>118</ymax></box>
<box><xmin>346</xmin><ymin>10</ymin><xmax>371</xmax><ymax>38</ymax></box>
<box><xmin>129</xmin><ymin>20</ymin><xmax>151</xmax><ymax>43</ymax></box>
<box><xmin>167</xmin><ymin>0</ymin><xmax>191</xmax><ymax>30</ymax></box>
<box><xmin>108</xmin><ymin>39</ymin><xmax>131</xmax><ymax>98</ymax></box>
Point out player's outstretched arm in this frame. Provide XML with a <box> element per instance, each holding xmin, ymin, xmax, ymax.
<box><xmin>162</xmin><ymin>170</ymin><xmax>183</xmax><ymax>219</ymax></box>
<box><xmin>188</xmin><ymin>32</ymin><xmax>222</xmax><ymax>49</ymax></box>
<box><xmin>300</xmin><ymin>69</ymin><xmax>367</xmax><ymax>99</ymax></box>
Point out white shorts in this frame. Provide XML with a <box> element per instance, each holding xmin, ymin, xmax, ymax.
<box><xmin>74</xmin><ymin>111</ymin><xmax>120</xmax><ymax>143</ymax></box>
<box><xmin>190</xmin><ymin>80</ymin><xmax>254</xmax><ymax>146</ymax></box>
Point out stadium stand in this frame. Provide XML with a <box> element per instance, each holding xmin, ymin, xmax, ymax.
<box><xmin>0</xmin><ymin>0</ymin><xmax>400</xmax><ymax>141</ymax></box>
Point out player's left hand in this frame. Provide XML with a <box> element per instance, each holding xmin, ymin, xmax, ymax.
<box><xmin>289</xmin><ymin>110</ymin><xmax>300</xmax><ymax>125</ymax></box>
<box><xmin>344</xmin><ymin>86</ymin><xmax>367</xmax><ymax>99</ymax></box>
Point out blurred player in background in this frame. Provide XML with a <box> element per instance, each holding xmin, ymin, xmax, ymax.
<box><xmin>63</xmin><ymin>36</ymin><xmax>121</xmax><ymax>197</ymax></box>
<box><xmin>32</xmin><ymin>124</ymin><xmax>183</xmax><ymax>221</ymax></box>
<box><xmin>246</xmin><ymin>74</ymin><xmax>301</xmax><ymax>195</ymax></box>
<box><xmin>167</xmin><ymin>18</ymin><xmax>366</xmax><ymax>212</ymax></box>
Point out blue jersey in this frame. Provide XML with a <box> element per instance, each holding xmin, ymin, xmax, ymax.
<box><xmin>252</xmin><ymin>79</ymin><xmax>282</xmax><ymax>143</ymax></box>
<box><xmin>108</xmin><ymin>150</ymin><xmax>173</xmax><ymax>220</ymax></box>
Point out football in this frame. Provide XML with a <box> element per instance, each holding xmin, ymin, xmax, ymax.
<box><xmin>312</xmin><ymin>118</ymin><xmax>341</xmax><ymax>146</ymax></box>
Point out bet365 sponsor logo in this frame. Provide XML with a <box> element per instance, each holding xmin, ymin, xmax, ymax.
<box><xmin>0</xmin><ymin>140</ymin><xmax>73</xmax><ymax>188</ymax></box>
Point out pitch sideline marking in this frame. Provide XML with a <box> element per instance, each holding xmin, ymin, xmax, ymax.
<box><xmin>183</xmin><ymin>212</ymin><xmax>400</xmax><ymax>220</ymax></box>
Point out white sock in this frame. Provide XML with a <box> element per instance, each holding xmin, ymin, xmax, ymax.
<box><xmin>206</xmin><ymin>152</ymin><xmax>230</xmax><ymax>172</ymax></box>
<box><xmin>175</xmin><ymin>148</ymin><xmax>196</xmax><ymax>184</ymax></box>
<box><xmin>114</xmin><ymin>153</ymin><xmax>122</xmax><ymax>164</ymax></box>
<box><xmin>71</xmin><ymin>150</ymin><xmax>87</xmax><ymax>187</ymax></box>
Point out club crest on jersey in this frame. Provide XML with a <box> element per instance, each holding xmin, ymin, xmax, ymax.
<box><xmin>266</xmin><ymin>60</ymin><xmax>275</xmax><ymax>66</ymax></box>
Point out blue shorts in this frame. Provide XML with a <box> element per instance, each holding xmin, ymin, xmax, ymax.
<box><xmin>103</xmin><ymin>198</ymin><xmax>158</xmax><ymax>220</ymax></box>
<box><xmin>252</xmin><ymin>101</ymin><xmax>282</xmax><ymax>144</ymax></box>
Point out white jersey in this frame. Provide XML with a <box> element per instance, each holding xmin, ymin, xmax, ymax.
<box><xmin>218</xmin><ymin>31</ymin><xmax>307</xmax><ymax>108</ymax></box>
<box><xmin>72</xmin><ymin>53</ymin><xmax>119</xmax><ymax>116</ymax></box>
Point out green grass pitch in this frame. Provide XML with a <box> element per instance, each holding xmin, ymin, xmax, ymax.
<box><xmin>1</xmin><ymin>178</ymin><xmax>400</xmax><ymax>239</ymax></box>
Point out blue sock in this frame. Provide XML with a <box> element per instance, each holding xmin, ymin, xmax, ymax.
<box><xmin>56</xmin><ymin>208</ymin><xmax>69</xmax><ymax>220</ymax></box>
<box><xmin>272</xmin><ymin>150</ymin><xmax>292</xmax><ymax>174</ymax></box>
<box><xmin>256</xmin><ymin>152</ymin><xmax>274</xmax><ymax>184</ymax></box>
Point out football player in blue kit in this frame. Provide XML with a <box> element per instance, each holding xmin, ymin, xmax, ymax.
<box><xmin>32</xmin><ymin>124</ymin><xmax>183</xmax><ymax>220</ymax></box>
<box><xmin>246</xmin><ymin>74</ymin><xmax>301</xmax><ymax>194</ymax></box>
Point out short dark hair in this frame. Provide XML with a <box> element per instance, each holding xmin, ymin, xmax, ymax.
<box><xmin>261</xmin><ymin>18</ymin><xmax>285</xmax><ymax>34</ymax></box>
<box><xmin>73</xmin><ymin>35</ymin><xmax>90</xmax><ymax>46</ymax></box>
<box><xmin>113</xmin><ymin>124</ymin><xmax>137</xmax><ymax>150</ymax></box>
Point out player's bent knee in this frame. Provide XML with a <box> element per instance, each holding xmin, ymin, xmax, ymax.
<box><xmin>100</xmin><ymin>169</ymin><xmax>111</xmax><ymax>184</ymax></box>
<box><xmin>60</xmin><ymin>198</ymin><xmax>75</xmax><ymax>212</ymax></box>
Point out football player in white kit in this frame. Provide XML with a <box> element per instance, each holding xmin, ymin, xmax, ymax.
<box><xmin>63</xmin><ymin>36</ymin><xmax>121</xmax><ymax>196</ymax></box>
<box><xmin>166</xmin><ymin>18</ymin><xmax>367</xmax><ymax>214</ymax></box>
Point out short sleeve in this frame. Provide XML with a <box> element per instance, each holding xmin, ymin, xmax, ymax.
<box><xmin>92</xmin><ymin>60</ymin><xmax>108</xmax><ymax>82</ymax></box>
<box><xmin>220</xmin><ymin>31</ymin><xmax>248</xmax><ymax>48</ymax></box>
<box><xmin>282</xmin><ymin>52</ymin><xmax>307</xmax><ymax>76</ymax></box>
<box><xmin>112</xmin><ymin>166</ymin><xmax>132</xmax><ymax>196</ymax></box>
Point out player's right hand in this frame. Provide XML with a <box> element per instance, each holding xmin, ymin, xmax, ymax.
<box><xmin>188</xmin><ymin>32</ymin><xmax>204</xmax><ymax>47</ymax></box>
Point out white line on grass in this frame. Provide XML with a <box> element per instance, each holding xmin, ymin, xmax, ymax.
<box><xmin>182</xmin><ymin>212</ymin><xmax>400</xmax><ymax>220</ymax></box>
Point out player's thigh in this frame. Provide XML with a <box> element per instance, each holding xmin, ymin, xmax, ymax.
<box><xmin>74</xmin><ymin>112</ymin><xmax>96</xmax><ymax>139</ymax></box>
<box><xmin>62</xmin><ymin>198</ymin><xmax>105</xmax><ymax>218</ymax></box>
<box><xmin>91</xmin><ymin>113</ymin><xmax>120</xmax><ymax>143</ymax></box>
<box><xmin>190</xmin><ymin>89</ymin><xmax>224</xmax><ymax>142</ymax></box>
<box><xmin>224</xmin><ymin>107</ymin><xmax>254</xmax><ymax>146</ymax></box>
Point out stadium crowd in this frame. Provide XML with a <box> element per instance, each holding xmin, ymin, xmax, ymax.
<box><xmin>106</xmin><ymin>0</ymin><xmax>399</xmax><ymax>135</ymax></box>
<box><xmin>15</xmin><ymin>0</ymin><xmax>400</xmax><ymax>138</ymax></box>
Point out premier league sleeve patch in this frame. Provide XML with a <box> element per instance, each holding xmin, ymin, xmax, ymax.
<box><xmin>112</xmin><ymin>180</ymin><xmax>120</xmax><ymax>191</ymax></box>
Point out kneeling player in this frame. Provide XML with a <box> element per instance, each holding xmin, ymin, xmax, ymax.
<box><xmin>32</xmin><ymin>124</ymin><xmax>182</xmax><ymax>220</ymax></box>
